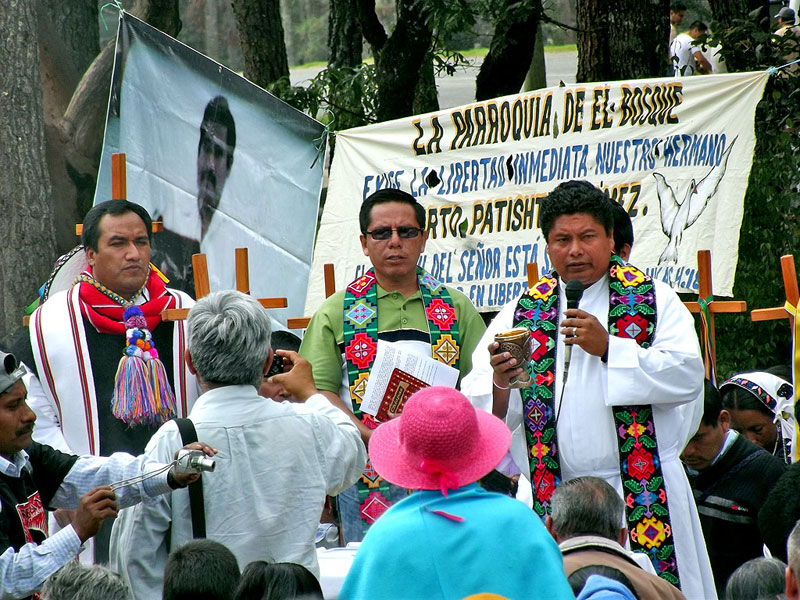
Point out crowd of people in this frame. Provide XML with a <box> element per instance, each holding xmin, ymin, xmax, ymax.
<box><xmin>0</xmin><ymin>169</ymin><xmax>796</xmax><ymax>597</ymax></box>
<box><xmin>668</xmin><ymin>2</ymin><xmax>800</xmax><ymax>76</ymax></box>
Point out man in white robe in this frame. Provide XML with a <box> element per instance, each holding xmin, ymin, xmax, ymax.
<box><xmin>462</xmin><ymin>180</ymin><xmax>716</xmax><ymax>599</ymax></box>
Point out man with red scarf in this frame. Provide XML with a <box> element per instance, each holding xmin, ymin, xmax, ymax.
<box><xmin>14</xmin><ymin>200</ymin><xmax>199</xmax><ymax>563</ymax></box>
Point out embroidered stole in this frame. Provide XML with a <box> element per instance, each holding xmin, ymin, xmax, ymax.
<box><xmin>514</xmin><ymin>255</ymin><xmax>681</xmax><ymax>588</ymax></box>
<box><xmin>343</xmin><ymin>268</ymin><xmax>461</xmax><ymax>535</ymax></box>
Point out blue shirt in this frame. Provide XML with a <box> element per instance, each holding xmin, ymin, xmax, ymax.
<box><xmin>340</xmin><ymin>483</ymin><xmax>574</xmax><ymax>599</ymax></box>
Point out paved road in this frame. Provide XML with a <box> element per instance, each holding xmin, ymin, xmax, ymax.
<box><xmin>290</xmin><ymin>50</ymin><xmax>577</xmax><ymax>111</ymax></box>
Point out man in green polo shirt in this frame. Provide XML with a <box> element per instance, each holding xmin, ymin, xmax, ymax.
<box><xmin>300</xmin><ymin>188</ymin><xmax>485</xmax><ymax>542</ymax></box>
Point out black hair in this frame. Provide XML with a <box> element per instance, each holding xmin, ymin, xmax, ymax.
<box><xmin>163</xmin><ymin>539</ymin><xmax>241</xmax><ymax>600</ymax></box>
<box><xmin>670</xmin><ymin>3</ymin><xmax>687</xmax><ymax>11</ymax></box>
<box><xmin>689</xmin><ymin>20</ymin><xmax>708</xmax><ymax>32</ymax></box>
<box><xmin>358</xmin><ymin>188</ymin><xmax>426</xmax><ymax>235</ymax></box>
<box><xmin>609</xmin><ymin>201</ymin><xmax>633</xmax><ymax>254</ymax></box>
<box><xmin>539</xmin><ymin>180</ymin><xmax>614</xmax><ymax>242</ymax></box>
<box><xmin>567</xmin><ymin>565</ymin><xmax>639</xmax><ymax>599</ymax></box>
<box><xmin>720</xmin><ymin>366</ymin><xmax>791</xmax><ymax>417</ymax></box>
<box><xmin>200</xmin><ymin>95</ymin><xmax>237</xmax><ymax>170</ymax></box>
<box><xmin>232</xmin><ymin>561</ymin><xmax>323</xmax><ymax>600</ymax></box>
<box><xmin>271</xmin><ymin>331</ymin><xmax>301</xmax><ymax>353</ymax></box>
<box><xmin>701</xmin><ymin>379</ymin><xmax>724</xmax><ymax>427</ymax></box>
<box><xmin>81</xmin><ymin>200</ymin><xmax>153</xmax><ymax>251</ymax></box>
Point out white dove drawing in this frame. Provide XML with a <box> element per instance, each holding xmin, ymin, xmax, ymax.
<box><xmin>653</xmin><ymin>136</ymin><xmax>737</xmax><ymax>265</ymax></box>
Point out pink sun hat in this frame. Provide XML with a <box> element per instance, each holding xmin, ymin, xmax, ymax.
<box><xmin>368</xmin><ymin>386</ymin><xmax>512</xmax><ymax>495</ymax></box>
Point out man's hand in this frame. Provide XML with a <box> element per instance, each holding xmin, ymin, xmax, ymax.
<box><xmin>171</xmin><ymin>442</ymin><xmax>218</xmax><ymax>487</ymax></box>
<box><xmin>488</xmin><ymin>341</ymin><xmax>523</xmax><ymax>388</ymax></box>
<box><xmin>72</xmin><ymin>486</ymin><xmax>118</xmax><ymax>543</ymax></box>
<box><xmin>560</xmin><ymin>308</ymin><xmax>609</xmax><ymax>357</ymax></box>
<box><xmin>268</xmin><ymin>351</ymin><xmax>318</xmax><ymax>402</ymax></box>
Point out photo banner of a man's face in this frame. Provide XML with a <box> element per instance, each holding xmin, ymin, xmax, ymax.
<box><xmin>95</xmin><ymin>13</ymin><xmax>326</xmax><ymax>327</ymax></box>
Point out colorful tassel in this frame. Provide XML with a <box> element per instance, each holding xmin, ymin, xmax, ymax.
<box><xmin>111</xmin><ymin>306</ymin><xmax>177</xmax><ymax>426</ymax></box>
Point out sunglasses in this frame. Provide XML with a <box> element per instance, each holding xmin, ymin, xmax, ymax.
<box><xmin>364</xmin><ymin>226</ymin><xmax>423</xmax><ymax>241</ymax></box>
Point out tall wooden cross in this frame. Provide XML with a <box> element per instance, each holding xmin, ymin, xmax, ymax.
<box><xmin>683</xmin><ymin>250</ymin><xmax>748</xmax><ymax>384</ymax></box>
<box><xmin>750</xmin><ymin>254</ymin><xmax>799</xmax><ymax>460</ymax></box>
<box><xmin>287</xmin><ymin>264</ymin><xmax>336</xmax><ymax>330</ymax></box>
<box><xmin>161</xmin><ymin>248</ymin><xmax>288</xmax><ymax>321</ymax></box>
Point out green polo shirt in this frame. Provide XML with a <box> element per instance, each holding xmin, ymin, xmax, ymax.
<box><xmin>300</xmin><ymin>284</ymin><xmax>486</xmax><ymax>395</ymax></box>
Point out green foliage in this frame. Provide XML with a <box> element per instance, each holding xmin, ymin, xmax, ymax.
<box><xmin>268</xmin><ymin>64</ymin><xmax>380</xmax><ymax>128</ymax></box>
<box><xmin>710</xmin><ymin>17</ymin><xmax>799</xmax><ymax>379</ymax></box>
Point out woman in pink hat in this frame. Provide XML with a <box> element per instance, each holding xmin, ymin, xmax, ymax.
<box><xmin>339</xmin><ymin>386</ymin><xmax>573</xmax><ymax>599</ymax></box>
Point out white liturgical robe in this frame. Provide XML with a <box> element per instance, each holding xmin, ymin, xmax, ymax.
<box><xmin>462</xmin><ymin>274</ymin><xmax>717</xmax><ymax>600</ymax></box>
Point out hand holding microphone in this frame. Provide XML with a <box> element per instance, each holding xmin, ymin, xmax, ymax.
<box><xmin>560</xmin><ymin>280</ymin><xmax>610</xmax><ymax>383</ymax></box>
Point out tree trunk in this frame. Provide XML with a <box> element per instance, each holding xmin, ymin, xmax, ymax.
<box><xmin>53</xmin><ymin>0</ymin><xmax>180</xmax><ymax>229</ymax></box>
<box><xmin>476</xmin><ymin>0</ymin><xmax>542</xmax><ymax>101</ymax></box>
<box><xmin>38</xmin><ymin>0</ymin><xmax>99</xmax><ymax>77</ymax></box>
<box><xmin>576</xmin><ymin>0</ymin><xmax>670</xmax><ymax>83</ymax></box>
<box><xmin>362</xmin><ymin>0</ymin><xmax>432</xmax><ymax>122</ymax></box>
<box><xmin>523</xmin><ymin>23</ymin><xmax>547</xmax><ymax>92</ymax></box>
<box><xmin>329</xmin><ymin>0</ymin><xmax>362</xmax><ymax>67</ymax></box>
<box><xmin>413</xmin><ymin>56</ymin><xmax>439</xmax><ymax>116</ymax></box>
<box><xmin>0</xmin><ymin>0</ymin><xmax>57</xmax><ymax>340</ymax></box>
<box><xmin>231</xmin><ymin>0</ymin><xmax>290</xmax><ymax>88</ymax></box>
<box><xmin>328</xmin><ymin>0</ymin><xmax>366</xmax><ymax>130</ymax></box>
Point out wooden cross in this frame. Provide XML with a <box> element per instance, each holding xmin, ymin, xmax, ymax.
<box><xmin>683</xmin><ymin>250</ymin><xmax>748</xmax><ymax>381</ymax></box>
<box><xmin>751</xmin><ymin>255</ymin><xmax>798</xmax><ymax>325</ymax></box>
<box><xmin>286</xmin><ymin>263</ymin><xmax>336</xmax><ymax>329</ymax></box>
<box><xmin>74</xmin><ymin>153</ymin><xmax>163</xmax><ymax>236</ymax></box>
<box><xmin>527</xmin><ymin>262</ymin><xmax>539</xmax><ymax>287</ymax></box>
<box><xmin>161</xmin><ymin>248</ymin><xmax>288</xmax><ymax>322</ymax></box>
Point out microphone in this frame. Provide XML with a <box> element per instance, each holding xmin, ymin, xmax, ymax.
<box><xmin>562</xmin><ymin>279</ymin><xmax>585</xmax><ymax>382</ymax></box>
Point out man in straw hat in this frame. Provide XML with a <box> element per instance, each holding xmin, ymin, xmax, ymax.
<box><xmin>340</xmin><ymin>386</ymin><xmax>573</xmax><ymax>600</ymax></box>
<box><xmin>12</xmin><ymin>200</ymin><xmax>200</xmax><ymax>563</ymax></box>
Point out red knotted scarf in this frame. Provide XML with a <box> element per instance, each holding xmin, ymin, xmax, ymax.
<box><xmin>77</xmin><ymin>268</ymin><xmax>175</xmax><ymax>335</ymax></box>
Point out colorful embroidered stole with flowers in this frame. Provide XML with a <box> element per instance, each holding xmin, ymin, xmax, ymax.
<box><xmin>343</xmin><ymin>267</ymin><xmax>461</xmax><ymax>536</ymax></box>
<box><xmin>514</xmin><ymin>255</ymin><xmax>681</xmax><ymax>588</ymax></box>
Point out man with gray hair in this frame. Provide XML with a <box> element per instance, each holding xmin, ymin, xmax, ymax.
<box><xmin>786</xmin><ymin>520</ymin><xmax>800</xmax><ymax>599</ymax></box>
<box><xmin>41</xmin><ymin>560</ymin><xmax>132</xmax><ymax>600</ymax></box>
<box><xmin>110</xmin><ymin>290</ymin><xmax>367</xmax><ymax>600</ymax></box>
<box><xmin>546</xmin><ymin>476</ymin><xmax>686</xmax><ymax>600</ymax></box>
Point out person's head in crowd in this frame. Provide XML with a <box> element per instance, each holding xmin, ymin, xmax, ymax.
<box><xmin>680</xmin><ymin>380</ymin><xmax>729</xmax><ymax>472</ymax></box>
<box><xmin>186</xmin><ymin>290</ymin><xmax>272</xmax><ymax>391</ymax></box>
<box><xmin>539</xmin><ymin>180</ymin><xmax>615</xmax><ymax>287</ymax></box>
<box><xmin>163</xmin><ymin>539</ymin><xmax>241</xmax><ymax>600</ymax></box>
<box><xmin>609</xmin><ymin>201</ymin><xmax>633</xmax><ymax>261</ymax></box>
<box><xmin>41</xmin><ymin>560</ymin><xmax>132</xmax><ymax>600</ymax></box>
<box><xmin>787</xmin><ymin>520</ymin><xmax>800</xmax><ymax>600</ymax></box>
<box><xmin>721</xmin><ymin>366</ymin><xmax>794</xmax><ymax>461</ymax></box>
<box><xmin>232</xmin><ymin>560</ymin><xmax>323</xmax><ymax>600</ymax></box>
<box><xmin>259</xmin><ymin>331</ymin><xmax>302</xmax><ymax>402</ymax></box>
<box><xmin>777</xmin><ymin>7</ymin><xmax>796</xmax><ymax>27</ymax></box>
<box><xmin>81</xmin><ymin>200</ymin><xmax>153</xmax><ymax>299</ymax></box>
<box><xmin>687</xmin><ymin>20</ymin><xmax>709</xmax><ymax>41</ymax></box>
<box><xmin>0</xmin><ymin>351</ymin><xmax>35</xmax><ymax>460</ymax></box>
<box><xmin>546</xmin><ymin>475</ymin><xmax>626</xmax><ymax>546</ymax></box>
<box><xmin>368</xmin><ymin>386</ymin><xmax>511</xmax><ymax>495</ymax></box>
<box><xmin>569</xmin><ymin>568</ymin><xmax>639</xmax><ymax>600</ymax></box>
<box><xmin>725</xmin><ymin>556</ymin><xmax>787</xmax><ymax>600</ymax></box>
<box><xmin>670</xmin><ymin>3</ymin><xmax>687</xmax><ymax>26</ymax></box>
<box><xmin>197</xmin><ymin>95</ymin><xmax>236</xmax><ymax>236</ymax></box>
<box><xmin>358</xmin><ymin>188</ymin><xmax>427</xmax><ymax>291</ymax></box>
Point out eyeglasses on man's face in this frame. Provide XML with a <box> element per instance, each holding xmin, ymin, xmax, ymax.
<box><xmin>364</xmin><ymin>226</ymin><xmax>424</xmax><ymax>241</ymax></box>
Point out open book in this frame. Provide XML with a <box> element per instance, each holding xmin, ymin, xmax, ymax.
<box><xmin>361</xmin><ymin>340</ymin><xmax>460</xmax><ymax>422</ymax></box>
